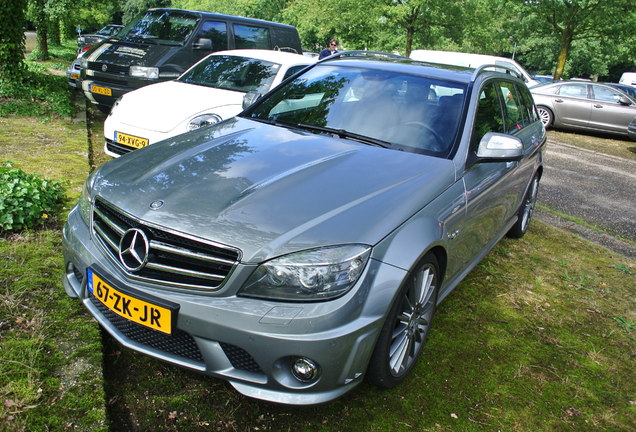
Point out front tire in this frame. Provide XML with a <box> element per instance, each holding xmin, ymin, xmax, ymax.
<box><xmin>537</xmin><ymin>106</ymin><xmax>553</xmax><ymax>128</ymax></box>
<box><xmin>366</xmin><ymin>253</ymin><xmax>440</xmax><ymax>389</ymax></box>
<box><xmin>507</xmin><ymin>174</ymin><xmax>540</xmax><ymax>239</ymax></box>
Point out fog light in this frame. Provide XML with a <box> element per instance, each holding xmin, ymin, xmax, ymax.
<box><xmin>291</xmin><ymin>357</ymin><xmax>319</xmax><ymax>382</ymax></box>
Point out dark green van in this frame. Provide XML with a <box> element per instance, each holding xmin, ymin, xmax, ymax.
<box><xmin>79</xmin><ymin>8</ymin><xmax>303</xmax><ymax>112</ymax></box>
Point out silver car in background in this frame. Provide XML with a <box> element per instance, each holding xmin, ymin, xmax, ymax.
<box><xmin>62</xmin><ymin>52</ymin><xmax>546</xmax><ymax>404</ymax></box>
<box><xmin>531</xmin><ymin>80</ymin><xmax>636</xmax><ymax>140</ymax></box>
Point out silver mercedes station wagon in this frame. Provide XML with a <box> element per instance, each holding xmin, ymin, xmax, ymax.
<box><xmin>62</xmin><ymin>52</ymin><xmax>546</xmax><ymax>404</ymax></box>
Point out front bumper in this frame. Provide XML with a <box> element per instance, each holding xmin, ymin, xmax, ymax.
<box><xmin>62</xmin><ymin>206</ymin><xmax>406</xmax><ymax>404</ymax></box>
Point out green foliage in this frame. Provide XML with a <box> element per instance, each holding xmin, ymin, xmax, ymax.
<box><xmin>0</xmin><ymin>0</ymin><xmax>28</xmax><ymax>86</ymax></box>
<box><xmin>0</xmin><ymin>161</ymin><xmax>65</xmax><ymax>232</ymax></box>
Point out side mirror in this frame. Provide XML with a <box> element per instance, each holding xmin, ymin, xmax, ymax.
<box><xmin>193</xmin><ymin>38</ymin><xmax>212</xmax><ymax>50</ymax></box>
<box><xmin>618</xmin><ymin>97</ymin><xmax>632</xmax><ymax>106</ymax></box>
<box><xmin>242</xmin><ymin>91</ymin><xmax>262</xmax><ymax>109</ymax></box>
<box><xmin>476</xmin><ymin>133</ymin><xmax>524</xmax><ymax>161</ymax></box>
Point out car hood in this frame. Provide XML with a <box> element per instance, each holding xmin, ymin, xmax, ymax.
<box><xmin>115</xmin><ymin>81</ymin><xmax>244</xmax><ymax>133</ymax></box>
<box><xmin>92</xmin><ymin>118</ymin><xmax>455</xmax><ymax>262</ymax></box>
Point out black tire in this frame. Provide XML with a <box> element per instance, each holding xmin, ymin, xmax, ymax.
<box><xmin>537</xmin><ymin>106</ymin><xmax>553</xmax><ymax>128</ymax></box>
<box><xmin>507</xmin><ymin>174</ymin><xmax>539</xmax><ymax>239</ymax></box>
<box><xmin>366</xmin><ymin>253</ymin><xmax>440</xmax><ymax>389</ymax></box>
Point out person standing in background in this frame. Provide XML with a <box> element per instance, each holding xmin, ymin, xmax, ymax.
<box><xmin>319</xmin><ymin>39</ymin><xmax>339</xmax><ymax>60</ymax></box>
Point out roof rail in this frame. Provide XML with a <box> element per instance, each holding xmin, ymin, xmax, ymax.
<box><xmin>319</xmin><ymin>50</ymin><xmax>408</xmax><ymax>62</ymax></box>
<box><xmin>472</xmin><ymin>64</ymin><xmax>523</xmax><ymax>81</ymax></box>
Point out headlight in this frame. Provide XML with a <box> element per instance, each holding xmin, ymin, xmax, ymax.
<box><xmin>130</xmin><ymin>66</ymin><xmax>159</xmax><ymax>79</ymax></box>
<box><xmin>240</xmin><ymin>245</ymin><xmax>371</xmax><ymax>301</ymax></box>
<box><xmin>78</xmin><ymin>56</ymin><xmax>88</xmax><ymax>68</ymax></box>
<box><xmin>77</xmin><ymin>171</ymin><xmax>97</xmax><ymax>225</ymax></box>
<box><xmin>188</xmin><ymin>114</ymin><xmax>222</xmax><ymax>131</ymax></box>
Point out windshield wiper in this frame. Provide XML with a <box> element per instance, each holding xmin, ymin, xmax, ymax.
<box><xmin>296</xmin><ymin>123</ymin><xmax>390</xmax><ymax>148</ymax></box>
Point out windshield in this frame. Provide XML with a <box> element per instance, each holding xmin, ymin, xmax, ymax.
<box><xmin>118</xmin><ymin>10</ymin><xmax>198</xmax><ymax>46</ymax></box>
<box><xmin>97</xmin><ymin>25</ymin><xmax>122</xmax><ymax>37</ymax></box>
<box><xmin>179</xmin><ymin>55</ymin><xmax>281</xmax><ymax>93</ymax></box>
<box><xmin>245</xmin><ymin>64</ymin><xmax>467</xmax><ymax>156</ymax></box>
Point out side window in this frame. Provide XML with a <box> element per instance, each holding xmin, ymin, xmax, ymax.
<box><xmin>234</xmin><ymin>24</ymin><xmax>271</xmax><ymax>49</ymax></box>
<box><xmin>499</xmin><ymin>81</ymin><xmax>523</xmax><ymax>133</ymax></box>
<box><xmin>558</xmin><ymin>84</ymin><xmax>588</xmax><ymax>99</ymax></box>
<box><xmin>592</xmin><ymin>86</ymin><xmax>623</xmax><ymax>103</ymax></box>
<box><xmin>197</xmin><ymin>21</ymin><xmax>228</xmax><ymax>50</ymax></box>
<box><xmin>517</xmin><ymin>84</ymin><xmax>539</xmax><ymax>123</ymax></box>
<box><xmin>470</xmin><ymin>82</ymin><xmax>504</xmax><ymax>152</ymax></box>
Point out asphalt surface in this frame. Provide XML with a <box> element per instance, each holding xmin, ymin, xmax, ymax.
<box><xmin>537</xmin><ymin>139</ymin><xmax>636</xmax><ymax>260</ymax></box>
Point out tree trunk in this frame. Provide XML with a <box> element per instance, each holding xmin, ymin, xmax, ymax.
<box><xmin>554</xmin><ymin>26</ymin><xmax>574</xmax><ymax>80</ymax></box>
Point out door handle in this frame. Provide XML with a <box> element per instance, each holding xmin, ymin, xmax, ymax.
<box><xmin>593</xmin><ymin>104</ymin><xmax>603</xmax><ymax>108</ymax></box>
<box><xmin>554</xmin><ymin>98</ymin><xmax>563</xmax><ymax>103</ymax></box>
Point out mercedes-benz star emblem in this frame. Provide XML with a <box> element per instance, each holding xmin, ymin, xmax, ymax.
<box><xmin>149</xmin><ymin>200</ymin><xmax>164</xmax><ymax>210</ymax></box>
<box><xmin>118</xmin><ymin>228</ymin><xmax>150</xmax><ymax>272</ymax></box>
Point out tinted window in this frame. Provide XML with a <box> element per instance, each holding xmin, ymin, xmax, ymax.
<box><xmin>471</xmin><ymin>82</ymin><xmax>504</xmax><ymax>151</ymax></box>
<box><xmin>197</xmin><ymin>21</ymin><xmax>228</xmax><ymax>50</ymax></box>
<box><xmin>282</xmin><ymin>65</ymin><xmax>307</xmax><ymax>80</ymax></box>
<box><xmin>558</xmin><ymin>84</ymin><xmax>588</xmax><ymax>99</ymax></box>
<box><xmin>247</xmin><ymin>65</ymin><xmax>466</xmax><ymax>156</ymax></box>
<box><xmin>234</xmin><ymin>24</ymin><xmax>270</xmax><ymax>49</ymax></box>
<box><xmin>499</xmin><ymin>82</ymin><xmax>523</xmax><ymax>133</ymax></box>
<box><xmin>179</xmin><ymin>55</ymin><xmax>281</xmax><ymax>93</ymax></box>
<box><xmin>119</xmin><ymin>10</ymin><xmax>198</xmax><ymax>46</ymax></box>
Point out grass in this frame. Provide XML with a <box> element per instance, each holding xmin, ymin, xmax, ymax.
<box><xmin>548</xmin><ymin>130</ymin><xmax>636</xmax><ymax>162</ymax></box>
<box><xmin>0</xmin><ymin>45</ymin><xmax>635</xmax><ymax>431</ymax></box>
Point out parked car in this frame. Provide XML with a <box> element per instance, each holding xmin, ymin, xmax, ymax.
<box><xmin>533</xmin><ymin>74</ymin><xmax>555</xmax><ymax>84</ymax></box>
<box><xmin>619</xmin><ymin>72</ymin><xmax>636</xmax><ymax>87</ymax></box>
<box><xmin>79</xmin><ymin>8</ymin><xmax>303</xmax><ymax>113</ymax></box>
<box><xmin>66</xmin><ymin>58</ymin><xmax>82</xmax><ymax>88</ymax></box>
<box><xmin>410</xmin><ymin>49</ymin><xmax>540</xmax><ymax>87</ymax></box>
<box><xmin>103</xmin><ymin>49</ymin><xmax>313</xmax><ymax>157</ymax></box>
<box><xmin>77</xmin><ymin>24</ymin><xmax>123</xmax><ymax>55</ymax></box>
<box><xmin>531</xmin><ymin>80</ymin><xmax>636</xmax><ymax>140</ymax></box>
<box><xmin>62</xmin><ymin>51</ymin><xmax>546</xmax><ymax>405</ymax></box>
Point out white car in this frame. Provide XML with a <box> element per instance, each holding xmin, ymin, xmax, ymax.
<box><xmin>103</xmin><ymin>49</ymin><xmax>314</xmax><ymax>157</ymax></box>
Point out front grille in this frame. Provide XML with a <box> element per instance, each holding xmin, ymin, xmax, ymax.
<box><xmin>88</xmin><ymin>61</ymin><xmax>129</xmax><ymax>75</ymax></box>
<box><xmin>92</xmin><ymin>198</ymin><xmax>240</xmax><ymax>290</ymax></box>
<box><xmin>105</xmin><ymin>138</ymin><xmax>134</xmax><ymax>156</ymax></box>
<box><xmin>91</xmin><ymin>296</ymin><xmax>204</xmax><ymax>363</ymax></box>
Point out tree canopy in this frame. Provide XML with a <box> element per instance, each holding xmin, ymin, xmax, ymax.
<box><xmin>4</xmin><ymin>0</ymin><xmax>636</xmax><ymax>84</ymax></box>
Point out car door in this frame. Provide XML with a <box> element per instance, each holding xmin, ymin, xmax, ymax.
<box><xmin>451</xmin><ymin>80</ymin><xmax>527</xmax><ymax>273</ymax></box>
<box><xmin>588</xmin><ymin>84</ymin><xmax>636</xmax><ymax>134</ymax></box>
<box><xmin>552</xmin><ymin>83</ymin><xmax>592</xmax><ymax>127</ymax></box>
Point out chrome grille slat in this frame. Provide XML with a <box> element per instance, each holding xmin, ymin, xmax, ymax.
<box><xmin>93</xmin><ymin>222</ymin><xmax>120</xmax><ymax>251</ymax></box>
<box><xmin>94</xmin><ymin>206</ymin><xmax>126</xmax><ymax>235</ymax></box>
<box><xmin>150</xmin><ymin>240</ymin><xmax>237</xmax><ymax>266</ymax></box>
<box><xmin>91</xmin><ymin>198</ymin><xmax>240</xmax><ymax>290</ymax></box>
<box><xmin>145</xmin><ymin>262</ymin><xmax>225</xmax><ymax>281</ymax></box>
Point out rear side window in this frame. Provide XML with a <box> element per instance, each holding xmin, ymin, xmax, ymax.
<box><xmin>470</xmin><ymin>82</ymin><xmax>504</xmax><ymax>151</ymax></box>
<box><xmin>234</xmin><ymin>24</ymin><xmax>271</xmax><ymax>49</ymax></box>
<box><xmin>197</xmin><ymin>21</ymin><xmax>228</xmax><ymax>50</ymax></box>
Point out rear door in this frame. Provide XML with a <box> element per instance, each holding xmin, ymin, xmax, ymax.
<box><xmin>553</xmin><ymin>83</ymin><xmax>592</xmax><ymax>127</ymax></box>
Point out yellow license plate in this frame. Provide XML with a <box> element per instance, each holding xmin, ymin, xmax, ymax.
<box><xmin>70</xmin><ymin>73</ymin><xmax>80</xmax><ymax>79</ymax></box>
<box><xmin>115</xmin><ymin>131</ymin><xmax>149</xmax><ymax>149</ymax></box>
<box><xmin>87</xmin><ymin>269</ymin><xmax>175</xmax><ymax>334</ymax></box>
<box><xmin>91</xmin><ymin>84</ymin><xmax>112</xmax><ymax>96</ymax></box>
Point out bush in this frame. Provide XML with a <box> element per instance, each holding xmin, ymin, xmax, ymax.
<box><xmin>0</xmin><ymin>161</ymin><xmax>65</xmax><ymax>232</ymax></box>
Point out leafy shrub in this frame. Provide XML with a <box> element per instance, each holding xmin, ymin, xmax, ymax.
<box><xmin>0</xmin><ymin>162</ymin><xmax>65</xmax><ymax>232</ymax></box>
